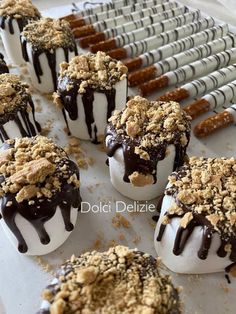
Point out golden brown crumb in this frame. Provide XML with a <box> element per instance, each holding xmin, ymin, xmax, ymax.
<box><xmin>0</xmin><ymin>0</ymin><xmax>41</xmax><ymax>18</ymax></box>
<box><xmin>22</xmin><ymin>18</ymin><xmax>76</xmax><ymax>51</ymax></box>
<box><xmin>112</xmin><ymin>213</ymin><xmax>131</xmax><ymax>229</ymax></box>
<box><xmin>41</xmin><ymin>246</ymin><xmax>181</xmax><ymax>314</ymax></box>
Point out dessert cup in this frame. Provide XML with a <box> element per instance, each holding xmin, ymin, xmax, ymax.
<box><xmin>0</xmin><ymin>73</ymin><xmax>40</xmax><ymax>143</ymax></box>
<box><xmin>0</xmin><ymin>136</ymin><xmax>82</xmax><ymax>255</ymax></box>
<box><xmin>38</xmin><ymin>245</ymin><xmax>182</xmax><ymax>313</ymax></box>
<box><xmin>54</xmin><ymin>52</ymin><xmax>128</xmax><ymax>143</ymax></box>
<box><xmin>154</xmin><ymin>157</ymin><xmax>236</xmax><ymax>274</ymax></box>
<box><xmin>21</xmin><ymin>18</ymin><xmax>78</xmax><ymax>93</ymax></box>
<box><xmin>0</xmin><ymin>0</ymin><xmax>40</xmax><ymax>65</ymax></box>
<box><xmin>105</xmin><ymin>96</ymin><xmax>191</xmax><ymax>200</ymax></box>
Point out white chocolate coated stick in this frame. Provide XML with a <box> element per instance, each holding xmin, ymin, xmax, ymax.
<box><xmin>159</xmin><ymin>64</ymin><xmax>236</xmax><ymax>102</ymax></box>
<box><xmin>93</xmin><ymin>2</ymin><xmax>179</xmax><ymax>33</ymax></box>
<box><xmin>124</xmin><ymin>17</ymin><xmax>214</xmax><ymax>58</ymax></box>
<box><xmin>112</xmin><ymin>10</ymin><xmax>200</xmax><ymax>47</ymax></box>
<box><xmin>98</xmin><ymin>6</ymin><xmax>186</xmax><ymax>38</ymax></box>
<box><xmin>80</xmin><ymin>1</ymin><xmax>178</xmax><ymax>25</ymax></box>
<box><xmin>73</xmin><ymin>0</ymin><xmax>167</xmax><ymax>17</ymax></box>
<box><xmin>139</xmin><ymin>48</ymin><xmax>236</xmax><ymax>95</ymax></box>
<box><xmin>185</xmin><ymin>80</ymin><xmax>236</xmax><ymax>119</ymax></box>
<box><xmin>194</xmin><ymin>104</ymin><xmax>236</xmax><ymax>138</ymax></box>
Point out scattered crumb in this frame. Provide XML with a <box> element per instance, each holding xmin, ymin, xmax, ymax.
<box><xmin>112</xmin><ymin>213</ymin><xmax>131</xmax><ymax>229</ymax></box>
<box><xmin>132</xmin><ymin>235</ymin><xmax>141</xmax><ymax>244</ymax></box>
<box><xmin>35</xmin><ymin>256</ymin><xmax>55</xmax><ymax>275</ymax></box>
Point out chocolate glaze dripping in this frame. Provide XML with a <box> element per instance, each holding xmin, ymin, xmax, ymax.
<box><xmin>57</xmin><ymin>76</ymin><xmax>118</xmax><ymax>143</ymax></box>
<box><xmin>0</xmin><ymin>15</ymin><xmax>40</xmax><ymax>35</ymax></box>
<box><xmin>0</xmin><ymin>53</ymin><xmax>9</xmax><ymax>74</ymax></box>
<box><xmin>156</xmin><ymin>209</ymin><xmax>236</xmax><ymax>263</ymax></box>
<box><xmin>0</xmin><ymin>144</ymin><xmax>82</xmax><ymax>253</ymax></box>
<box><xmin>0</xmin><ymin>99</ymin><xmax>41</xmax><ymax>142</ymax></box>
<box><xmin>105</xmin><ymin>123</ymin><xmax>190</xmax><ymax>183</ymax></box>
<box><xmin>21</xmin><ymin>37</ymin><xmax>78</xmax><ymax>91</ymax></box>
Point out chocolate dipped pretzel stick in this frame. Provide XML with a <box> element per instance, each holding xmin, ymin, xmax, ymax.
<box><xmin>139</xmin><ymin>48</ymin><xmax>236</xmax><ymax>96</ymax></box>
<box><xmin>79</xmin><ymin>4</ymin><xmax>184</xmax><ymax>48</ymax></box>
<box><xmin>124</xmin><ymin>23</ymin><xmax>227</xmax><ymax>72</ymax></box>
<box><xmin>109</xmin><ymin>16</ymin><xmax>214</xmax><ymax>61</ymax></box>
<box><xmin>129</xmin><ymin>35</ymin><xmax>235</xmax><ymax>87</ymax></box>
<box><xmin>89</xmin><ymin>10</ymin><xmax>200</xmax><ymax>52</ymax></box>
<box><xmin>68</xmin><ymin>1</ymin><xmax>177</xmax><ymax>29</ymax></box>
<box><xmin>158</xmin><ymin>64</ymin><xmax>236</xmax><ymax>102</ymax></box>
<box><xmin>73</xmin><ymin>1</ymin><xmax>177</xmax><ymax>38</ymax></box>
<box><xmin>184</xmin><ymin>80</ymin><xmax>236</xmax><ymax>119</ymax></box>
<box><xmin>194</xmin><ymin>105</ymin><xmax>236</xmax><ymax>138</ymax></box>
<box><xmin>64</xmin><ymin>0</ymin><xmax>165</xmax><ymax>19</ymax></box>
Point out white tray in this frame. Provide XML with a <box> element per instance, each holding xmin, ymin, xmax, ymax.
<box><xmin>0</xmin><ymin>1</ymin><xmax>236</xmax><ymax>313</ymax></box>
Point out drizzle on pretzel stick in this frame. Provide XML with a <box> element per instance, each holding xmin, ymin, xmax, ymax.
<box><xmin>128</xmin><ymin>35</ymin><xmax>235</xmax><ymax>87</ymax></box>
<box><xmin>184</xmin><ymin>79</ymin><xmax>236</xmax><ymax>119</ymax></box>
<box><xmin>139</xmin><ymin>48</ymin><xmax>236</xmax><ymax>96</ymax></box>
<box><xmin>79</xmin><ymin>5</ymin><xmax>184</xmax><ymax>48</ymax></box>
<box><xmin>158</xmin><ymin>64</ymin><xmax>236</xmax><ymax>102</ymax></box>
<box><xmin>89</xmin><ymin>10</ymin><xmax>200</xmax><ymax>52</ymax></box>
<box><xmin>194</xmin><ymin>105</ymin><xmax>236</xmax><ymax>138</ymax></box>
<box><xmin>124</xmin><ymin>23</ymin><xmax>227</xmax><ymax>72</ymax></box>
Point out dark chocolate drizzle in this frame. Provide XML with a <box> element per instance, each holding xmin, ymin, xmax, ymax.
<box><xmin>57</xmin><ymin>76</ymin><xmax>119</xmax><ymax>143</ymax></box>
<box><xmin>156</xmin><ymin>184</ymin><xmax>236</xmax><ymax>263</ymax></box>
<box><xmin>0</xmin><ymin>53</ymin><xmax>9</xmax><ymax>74</ymax></box>
<box><xmin>21</xmin><ymin>38</ymin><xmax>78</xmax><ymax>91</ymax></box>
<box><xmin>105</xmin><ymin>124</ymin><xmax>190</xmax><ymax>184</ymax></box>
<box><xmin>0</xmin><ymin>97</ymin><xmax>41</xmax><ymax>142</ymax></box>
<box><xmin>0</xmin><ymin>143</ymin><xmax>82</xmax><ymax>253</ymax></box>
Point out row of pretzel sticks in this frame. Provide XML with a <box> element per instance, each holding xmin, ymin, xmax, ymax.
<box><xmin>122</xmin><ymin>22</ymin><xmax>227</xmax><ymax>72</ymax></box>
<box><xmin>82</xmin><ymin>10</ymin><xmax>200</xmax><ymax>52</ymax></box>
<box><xmin>128</xmin><ymin>35</ymin><xmax>235</xmax><ymax>87</ymax></box>
<box><xmin>193</xmin><ymin>104</ymin><xmax>236</xmax><ymax>138</ymax></box>
<box><xmin>137</xmin><ymin>48</ymin><xmax>236</xmax><ymax>97</ymax></box>
<box><xmin>79</xmin><ymin>4</ymin><xmax>186</xmax><ymax>48</ymax></box>
<box><xmin>74</xmin><ymin>2</ymin><xmax>181</xmax><ymax>45</ymax></box>
<box><xmin>61</xmin><ymin>0</ymin><xmax>169</xmax><ymax>24</ymax></box>
<box><xmin>107</xmin><ymin>17</ymin><xmax>215</xmax><ymax>60</ymax></box>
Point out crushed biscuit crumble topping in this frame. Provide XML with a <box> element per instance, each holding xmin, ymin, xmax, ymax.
<box><xmin>0</xmin><ymin>73</ymin><xmax>30</xmax><ymax>116</ymax></box>
<box><xmin>0</xmin><ymin>0</ymin><xmax>40</xmax><ymax>18</ymax></box>
<box><xmin>166</xmin><ymin>157</ymin><xmax>236</xmax><ymax>238</ymax></box>
<box><xmin>22</xmin><ymin>18</ymin><xmax>76</xmax><ymax>51</ymax></box>
<box><xmin>41</xmin><ymin>246</ymin><xmax>181</xmax><ymax>314</ymax></box>
<box><xmin>57</xmin><ymin>51</ymin><xmax>128</xmax><ymax>94</ymax></box>
<box><xmin>0</xmin><ymin>136</ymin><xmax>80</xmax><ymax>203</ymax></box>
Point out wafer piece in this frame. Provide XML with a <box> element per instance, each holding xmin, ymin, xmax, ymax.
<box><xmin>140</xmin><ymin>48</ymin><xmax>236</xmax><ymax>96</ymax></box>
<box><xmin>194</xmin><ymin>105</ymin><xmax>236</xmax><ymax>137</ymax></box>
<box><xmin>89</xmin><ymin>10</ymin><xmax>200</xmax><ymax>52</ymax></box>
<box><xmin>128</xmin><ymin>35</ymin><xmax>234</xmax><ymax>86</ymax></box>
<box><xmin>158</xmin><ymin>64</ymin><xmax>236</xmax><ymax>102</ymax></box>
<box><xmin>124</xmin><ymin>23</ymin><xmax>227</xmax><ymax>72</ymax></box>
<box><xmin>184</xmin><ymin>80</ymin><xmax>236</xmax><ymax>119</ymax></box>
<box><xmin>80</xmin><ymin>5</ymin><xmax>184</xmax><ymax>48</ymax></box>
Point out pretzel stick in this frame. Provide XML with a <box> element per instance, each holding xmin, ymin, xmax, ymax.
<box><xmin>73</xmin><ymin>25</ymin><xmax>96</xmax><ymax>38</ymax></box>
<box><xmin>108</xmin><ymin>48</ymin><xmax>127</xmax><ymax>60</ymax></box>
<box><xmin>60</xmin><ymin>14</ymin><xmax>77</xmax><ymax>22</ymax></box>
<box><xmin>128</xmin><ymin>35</ymin><xmax>235</xmax><ymax>87</ymax></box>
<box><xmin>194</xmin><ymin>106</ymin><xmax>236</xmax><ymax>138</ymax></box>
<box><xmin>184</xmin><ymin>80</ymin><xmax>236</xmax><ymax>119</ymax></box>
<box><xmin>158</xmin><ymin>64</ymin><xmax>236</xmax><ymax>102</ymax></box>
<box><xmin>124</xmin><ymin>23</ymin><xmax>227</xmax><ymax>72</ymax></box>
<box><xmin>79</xmin><ymin>33</ymin><xmax>106</xmax><ymax>49</ymax></box>
<box><xmin>89</xmin><ymin>10</ymin><xmax>200</xmax><ymax>52</ymax></box>
<box><xmin>69</xmin><ymin>19</ymin><xmax>86</xmax><ymax>28</ymax></box>
<box><xmin>79</xmin><ymin>4</ymin><xmax>183</xmax><ymax>48</ymax></box>
<box><xmin>139</xmin><ymin>48</ymin><xmax>236</xmax><ymax>96</ymax></box>
<box><xmin>62</xmin><ymin>0</ymin><xmax>168</xmax><ymax>19</ymax></box>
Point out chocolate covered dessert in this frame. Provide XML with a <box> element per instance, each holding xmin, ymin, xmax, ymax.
<box><xmin>0</xmin><ymin>0</ymin><xmax>41</xmax><ymax>64</ymax></box>
<box><xmin>155</xmin><ymin>156</ymin><xmax>236</xmax><ymax>274</ymax></box>
<box><xmin>0</xmin><ymin>136</ymin><xmax>81</xmax><ymax>255</ymax></box>
<box><xmin>39</xmin><ymin>245</ymin><xmax>182</xmax><ymax>313</ymax></box>
<box><xmin>54</xmin><ymin>52</ymin><xmax>128</xmax><ymax>143</ymax></box>
<box><xmin>105</xmin><ymin>96</ymin><xmax>191</xmax><ymax>200</ymax></box>
<box><xmin>0</xmin><ymin>53</ymin><xmax>9</xmax><ymax>74</ymax></box>
<box><xmin>21</xmin><ymin>17</ymin><xmax>78</xmax><ymax>93</ymax></box>
<box><xmin>0</xmin><ymin>73</ymin><xmax>40</xmax><ymax>142</ymax></box>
